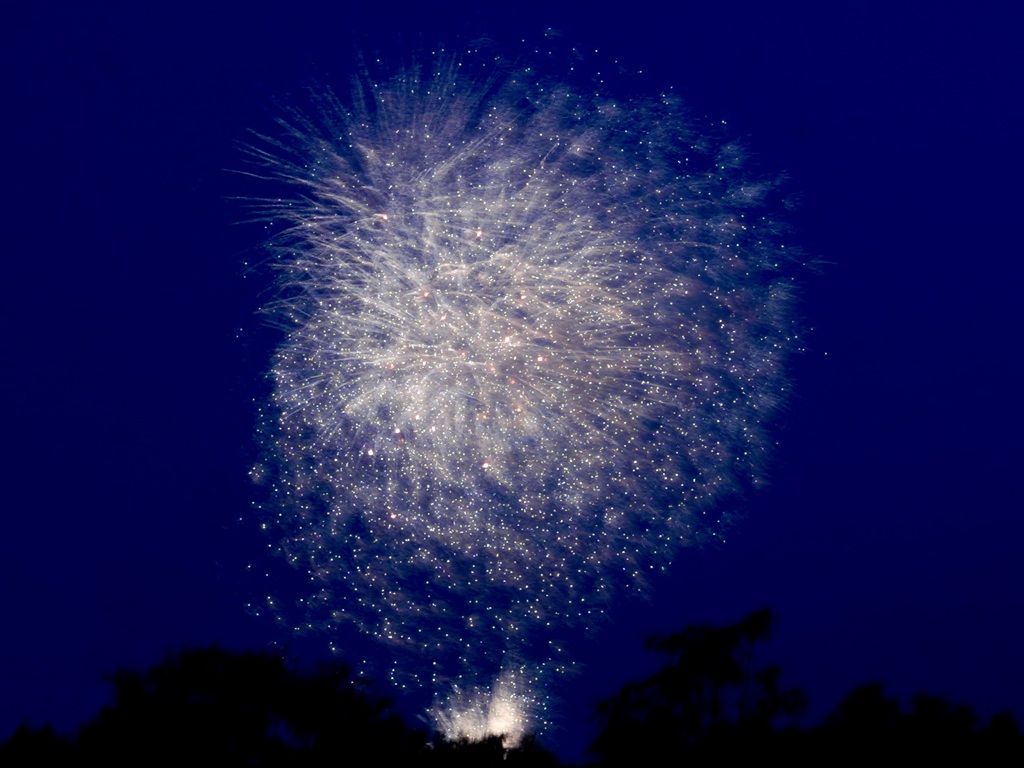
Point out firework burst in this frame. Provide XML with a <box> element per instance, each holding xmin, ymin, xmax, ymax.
<box><xmin>247</xmin><ymin>50</ymin><xmax>798</xmax><ymax>741</ymax></box>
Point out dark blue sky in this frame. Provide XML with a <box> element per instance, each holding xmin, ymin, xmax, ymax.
<box><xmin>3</xmin><ymin>2</ymin><xmax>1022</xmax><ymax>762</ymax></box>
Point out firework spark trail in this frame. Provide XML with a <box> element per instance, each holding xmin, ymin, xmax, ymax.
<box><xmin>249</xmin><ymin>51</ymin><xmax>798</xmax><ymax>741</ymax></box>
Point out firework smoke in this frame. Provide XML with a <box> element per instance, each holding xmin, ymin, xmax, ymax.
<box><xmin>248</xmin><ymin>49</ymin><xmax>798</xmax><ymax>742</ymax></box>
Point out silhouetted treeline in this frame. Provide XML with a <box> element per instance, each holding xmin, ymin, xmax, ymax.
<box><xmin>3</xmin><ymin>646</ymin><xmax>421</xmax><ymax>766</ymax></box>
<box><xmin>591</xmin><ymin>608</ymin><xmax>807</xmax><ymax>764</ymax></box>
<box><xmin>0</xmin><ymin>645</ymin><xmax>556</xmax><ymax>766</ymax></box>
<box><xmin>3</xmin><ymin>612</ymin><xmax>1022</xmax><ymax>765</ymax></box>
<box><xmin>591</xmin><ymin>609</ymin><xmax>1023</xmax><ymax>765</ymax></box>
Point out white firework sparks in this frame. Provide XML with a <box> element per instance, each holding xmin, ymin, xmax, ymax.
<box><xmin>430</xmin><ymin>668</ymin><xmax>536</xmax><ymax>747</ymax></box>
<box><xmin>247</xmin><ymin>49</ymin><xmax>798</xmax><ymax>740</ymax></box>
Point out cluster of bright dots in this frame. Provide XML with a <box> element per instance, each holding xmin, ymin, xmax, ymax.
<box><xmin>248</xmin><ymin>51</ymin><xmax>798</xmax><ymax>740</ymax></box>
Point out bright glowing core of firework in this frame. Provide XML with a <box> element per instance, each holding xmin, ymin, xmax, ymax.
<box><xmin>431</xmin><ymin>669</ymin><xmax>534</xmax><ymax>747</ymax></box>
<box><xmin>249</xmin><ymin>50</ymin><xmax>798</xmax><ymax>737</ymax></box>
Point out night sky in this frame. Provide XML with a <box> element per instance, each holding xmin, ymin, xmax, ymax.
<box><xmin>3</xmin><ymin>2</ymin><xmax>1022</xmax><ymax>762</ymax></box>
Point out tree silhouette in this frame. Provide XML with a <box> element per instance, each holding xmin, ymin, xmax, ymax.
<box><xmin>591</xmin><ymin>609</ymin><xmax>806</xmax><ymax>764</ymax></box>
<box><xmin>815</xmin><ymin>682</ymin><xmax>1024</xmax><ymax>763</ymax></box>
<box><xmin>0</xmin><ymin>723</ymin><xmax>74</xmax><ymax>765</ymax></box>
<box><xmin>6</xmin><ymin>617</ymin><xmax>1022</xmax><ymax>765</ymax></box>
<box><xmin>75</xmin><ymin>645</ymin><xmax>418</xmax><ymax>766</ymax></box>
<box><xmin>1</xmin><ymin>644</ymin><xmax>562</xmax><ymax>766</ymax></box>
